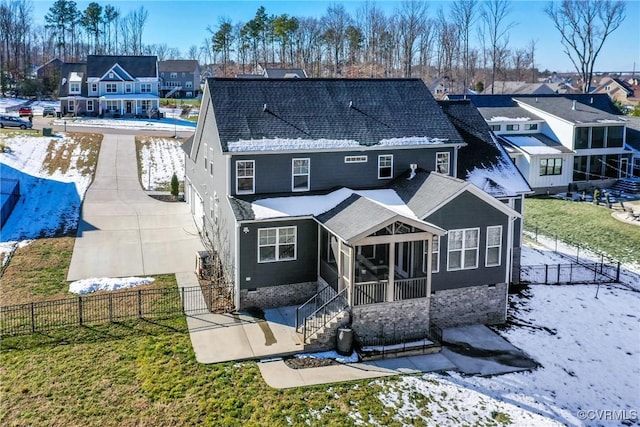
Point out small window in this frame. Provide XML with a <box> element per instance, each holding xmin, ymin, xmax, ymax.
<box><xmin>209</xmin><ymin>147</ymin><xmax>214</xmax><ymax>176</ymax></box>
<box><xmin>258</xmin><ymin>227</ymin><xmax>296</xmax><ymax>262</ymax></box>
<box><xmin>436</xmin><ymin>152</ymin><xmax>450</xmax><ymax>175</ymax></box>
<box><xmin>540</xmin><ymin>158</ymin><xmax>562</xmax><ymax>176</ymax></box>
<box><xmin>489</xmin><ymin>124</ymin><xmax>501</xmax><ymax>131</ymax></box>
<box><xmin>292</xmin><ymin>158</ymin><xmax>310</xmax><ymax>191</ymax></box>
<box><xmin>86</xmin><ymin>100</ymin><xmax>94</xmax><ymax>111</ymax></box>
<box><xmin>236</xmin><ymin>160</ymin><xmax>255</xmax><ymax>194</ymax></box>
<box><xmin>486</xmin><ymin>226</ymin><xmax>502</xmax><ymax>267</ymax></box>
<box><xmin>203</xmin><ymin>143</ymin><xmax>208</xmax><ymax>171</ymax></box>
<box><xmin>91</xmin><ymin>83</ymin><xmax>98</xmax><ymax>92</ymax></box>
<box><xmin>69</xmin><ymin>82</ymin><xmax>81</xmax><ymax>93</ymax></box>
<box><xmin>106</xmin><ymin>83</ymin><xmax>117</xmax><ymax>93</ymax></box>
<box><xmin>182</xmin><ymin>72</ymin><xmax>185</xmax><ymax>77</ymax></box>
<box><xmin>185</xmin><ymin>81</ymin><xmax>193</xmax><ymax>88</ymax></box>
<box><xmin>607</xmin><ymin>126</ymin><xmax>624</xmax><ymax>147</ymax></box>
<box><xmin>140</xmin><ymin>83</ymin><xmax>152</xmax><ymax>93</ymax></box>
<box><xmin>186</xmin><ymin>92</ymin><xmax>193</xmax><ymax>97</ymax></box>
<box><xmin>125</xmin><ymin>83</ymin><xmax>132</xmax><ymax>93</ymax></box>
<box><xmin>345</xmin><ymin>155</ymin><xmax>367</xmax><ymax>163</ymax></box>
<box><xmin>109</xmin><ymin>72</ymin><xmax>114</xmax><ymax>79</ymax></box>
<box><xmin>447</xmin><ymin>228</ymin><xmax>479</xmax><ymax>271</ymax></box>
<box><xmin>506</xmin><ymin>124</ymin><xmax>520</xmax><ymax>131</ymax></box>
<box><xmin>67</xmin><ymin>100</ymin><xmax>75</xmax><ymax>112</ymax></box>
<box><xmin>424</xmin><ymin>236</ymin><xmax>440</xmax><ymax>273</ymax></box>
<box><xmin>524</xmin><ymin>123</ymin><xmax>538</xmax><ymax>130</ymax></box>
<box><xmin>378</xmin><ymin>155</ymin><xmax>393</xmax><ymax>179</ymax></box>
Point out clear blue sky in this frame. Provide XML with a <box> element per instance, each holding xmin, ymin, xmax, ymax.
<box><xmin>32</xmin><ymin>0</ymin><xmax>640</xmax><ymax>73</ymax></box>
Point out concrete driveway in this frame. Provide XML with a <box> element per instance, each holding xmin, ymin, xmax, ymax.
<box><xmin>67</xmin><ymin>133</ymin><xmax>204</xmax><ymax>281</ymax></box>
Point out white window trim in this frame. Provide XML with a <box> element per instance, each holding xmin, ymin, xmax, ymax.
<box><xmin>292</xmin><ymin>158</ymin><xmax>310</xmax><ymax>192</ymax></box>
<box><xmin>209</xmin><ymin>147</ymin><xmax>214</xmax><ymax>176</ymax></box>
<box><xmin>86</xmin><ymin>100</ymin><xmax>94</xmax><ymax>112</ymax></box>
<box><xmin>203</xmin><ymin>143</ymin><xmax>208</xmax><ymax>171</ymax></box>
<box><xmin>423</xmin><ymin>236</ymin><xmax>440</xmax><ymax>273</ymax></box>
<box><xmin>447</xmin><ymin>227</ymin><xmax>480</xmax><ymax>271</ymax></box>
<box><xmin>236</xmin><ymin>160</ymin><xmax>255</xmax><ymax>195</ymax></box>
<box><xmin>91</xmin><ymin>83</ymin><xmax>98</xmax><ymax>93</ymax></box>
<box><xmin>436</xmin><ymin>152</ymin><xmax>450</xmax><ymax>175</ymax></box>
<box><xmin>69</xmin><ymin>82</ymin><xmax>81</xmax><ymax>94</ymax></box>
<box><xmin>106</xmin><ymin>83</ymin><xmax>117</xmax><ymax>93</ymax></box>
<box><xmin>125</xmin><ymin>83</ymin><xmax>132</xmax><ymax>93</ymax></box>
<box><xmin>506</xmin><ymin>124</ymin><xmax>520</xmax><ymax>131</ymax></box>
<box><xmin>485</xmin><ymin>225</ymin><xmax>502</xmax><ymax>267</ymax></box>
<box><xmin>378</xmin><ymin>154</ymin><xmax>393</xmax><ymax>179</ymax></box>
<box><xmin>258</xmin><ymin>226</ymin><xmax>297</xmax><ymax>263</ymax></box>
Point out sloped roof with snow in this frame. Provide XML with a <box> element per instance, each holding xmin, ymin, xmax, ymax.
<box><xmin>207</xmin><ymin>78</ymin><xmax>465</xmax><ymax>152</ymax></box>
<box><xmin>438</xmin><ymin>100</ymin><xmax>532</xmax><ymax>197</ymax></box>
<box><xmin>478</xmin><ymin>106</ymin><xmax>544</xmax><ymax>122</ymax></box>
<box><xmin>514</xmin><ymin>97</ymin><xmax>626</xmax><ymax>125</ymax></box>
<box><xmin>499</xmin><ymin>134</ymin><xmax>573</xmax><ymax>156</ymax></box>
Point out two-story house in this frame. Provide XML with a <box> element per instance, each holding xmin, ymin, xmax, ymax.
<box><xmin>159</xmin><ymin>60</ymin><xmax>201</xmax><ymax>98</ymax></box>
<box><xmin>59</xmin><ymin>55</ymin><xmax>160</xmax><ymax>117</ymax></box>
<box><xmin>448</xmin><ymin>94</ymin><xmax>632</xmax><ymax>194</ymax></box>
<box><xmin>183</xmin><ymin>78</ymin><xmax>530</xmax><ymax>347</ymax></box>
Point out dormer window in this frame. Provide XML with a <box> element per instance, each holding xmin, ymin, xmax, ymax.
<box><xmin>69</xmin><ymin>82</ymin><xmax>81</xmax><ymax>94</ymax></box>
<box><xmin>524</xmin><ymin>123</ymin><xmax>538</xmax><ymax>130</ymax></box>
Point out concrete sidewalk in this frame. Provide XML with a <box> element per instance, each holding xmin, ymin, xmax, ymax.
<box><xmin>68</xmin><ymin>133</ymin><xmax>204</xmax><ymax>280</ymax></box>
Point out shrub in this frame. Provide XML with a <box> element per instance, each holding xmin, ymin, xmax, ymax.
<box><xmin>170</xmin><ymin>173</ymin><xmax>179</xmax><ymax>199</ymax></box>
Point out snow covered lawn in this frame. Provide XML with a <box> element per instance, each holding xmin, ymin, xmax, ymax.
<box><xmin>137</xmin><ymin>136</ymin><xmax>185</xmax><ymax>190</ymax></box>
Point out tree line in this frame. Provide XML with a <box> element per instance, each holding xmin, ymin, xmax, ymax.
<box><xmin>0</xmin><ymin>0</ymin><xmax>626</xmax><ymax>96</ymax></box>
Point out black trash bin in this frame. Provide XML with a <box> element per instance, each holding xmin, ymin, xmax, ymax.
<box><xmin>336</xmin><ymin>328</ymin><xmax>353</xmax><ymax>355</ymax></box>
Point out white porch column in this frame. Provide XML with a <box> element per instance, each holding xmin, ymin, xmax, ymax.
<box><xmin>426</xmin><ymin>237</ymin><xmax>432</xmax><ymax>296</ymax></box>
<box><xmin>387</xmin><ymin>242</ymin><xmax>395</xmax><ymax>302</ymax></box>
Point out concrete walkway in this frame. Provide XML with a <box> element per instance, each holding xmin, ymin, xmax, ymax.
<box><xmin>68</xmin><ymin>133</ymin><xmax>204</xmax><ymax>280</ymax></box>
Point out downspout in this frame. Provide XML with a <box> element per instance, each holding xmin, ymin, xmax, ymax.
<box><xmin>234</xmin><ymin>222</ymin><xmax>241</xmax><ymax>311</ymax></box>
<box><xmin>453</xmin><ymin>145</ymin><xmax>459</xmax><ymax>177</ymax></box>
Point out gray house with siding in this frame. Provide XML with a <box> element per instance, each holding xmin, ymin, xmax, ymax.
<box><xmin>183</xmin><ymin>78</ymin><xmax>530</xmax><ymax>346</ymax></box>
<box><xmin>158</xmin><ymin>60</ymin><xmax>201</xmax><ymax>98</ymax></box>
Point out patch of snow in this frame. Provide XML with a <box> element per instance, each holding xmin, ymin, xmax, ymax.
<box><xmin>251</xmin><ymin>187</ymin><xmax>417</xmax><ymax>220</ymax></box>
<box><xmin>502</xmin><ymin>135</ymin><xmax>565</xmax><ymax>155</ymax></box>
<box><xmin>488</xmin><ymin>116</ymin><xmax>532</xmax><ymax>122</ymax></box>
<box><xmin>378</xmin><ymin>137</ymin><xmax>449</xmax><ymax>146</ymax></box>
<box><xmin>227</xmin><ymin>138</ymin><xmax>361</xmax><ymax>152</ymax></box>
<box><xmin>596</xmin><ymin>119</ymin><xmax>625</xmax><ymax>123</ymax></box>
<box><xmin>295</xmin><ymin>350</ymin><xmax>359</xmax><ymax>364</ymax></box>
<box><xmin>466</xmin><ymin>162</ymin><xmax>531</xmax><ymax>197</ymax></box>
<box><xmin>68</xmin><ymin>276</ymin><xmax>155</xmax><ymax>294</ymax></box>
<box><xmin>139</xmin><ymin>137</ymin><xmax>185</xmax><ymax>190</ymax></box>
<box><xmin>51</xmin><ymin>117</ymin><xmax>196</xmax><ymax>132</ymax></box>
<box><xmin>362</xmin><ymin>338</ymin><xmax>434</xmax><ymax>352</ymax></box>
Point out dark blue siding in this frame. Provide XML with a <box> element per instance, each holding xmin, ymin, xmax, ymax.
<box><xmin>239</xmin><ymin>219</ymin><xmax>318</xmax><ymax>289</ymax></box>
<box><xmin>231</xmin><ymin>147</ymin><xmax>454</xmax><ymax>195</ymax></box>
<box><xmin>426</xmin><ymin>191</ymin><xmax>509</xmax><ymax>291</ymax></box>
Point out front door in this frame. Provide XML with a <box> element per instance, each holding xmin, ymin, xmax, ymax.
<box><xmin>125</xmin><ymin>101</ymin><xmax>132</xmax><ymax>114</ymax></box>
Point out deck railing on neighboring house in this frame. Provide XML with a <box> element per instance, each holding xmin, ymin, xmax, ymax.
<box><xmin>353</xmin><ymin>277</ymin><xmax>427</xmax><ymax>306</ymax></box>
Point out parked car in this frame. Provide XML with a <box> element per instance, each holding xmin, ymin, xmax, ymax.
<box><xmin>0</xmin><ymin>115</ymin><xmax>33</xmax><ymax>129</ymax></box>
<box><xmin>42</xmin><ymin>106</ymin><xmax>56</xmax><ymax>117</ymax></box>
<box><xmin>18</xmin><ymin>106</ymin><xmax>33</xmax><ymax>117</ymax></box>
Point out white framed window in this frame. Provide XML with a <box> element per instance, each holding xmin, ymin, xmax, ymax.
<box><xmin>486</xmin><ymin>226</ymin><xmax>502</xmax><ymax>267</ymax></box>
<box><xmin>67</xmin><ymin>100</ymin><xmax>75</xmax><ymax>112</ymax></box>
<box><xmin>125</xmin><ymin>83</ymin><xmax>132</xmax><ymax>93</ymax></box>
<box><xmin>378</xmin><ymin>154</ymin><xmax>393</xmax><ymax>179</ymax></box>
<box><xmin>506</xmin><ymin>124</ymin><xmax>520</xmax><ymax>131</ymax></box>
<box><xmin>185</xmin><ymin>81</ymin><xmax>193</xmax><ymax>88</ymax></box>
<box><xmin>436</xmin><ymin>152</ymin><xmax>450</xmax><ymax>175</ymax></box>
<box><xmin>258</xmin><ymin>227</ymin><xmax>296</xmax><ymax>262</ymax></box>
<box><xmin>447</xmin><ymin>228</ymin><xmax>479</xmax><ymax>271</ymax></box>
<box><xmin>86</xmin><ymin>100</ymin><xmax>94</xmax><ymax>111</ymax></box>
<box><xmin>69</xmin><ymin>82</ymin><xmax>81</xmax><ymax>94</ymax></box>
<box><xmin>140</xmin><ymin>83</ymin><xmax>152</xmax><ymax>93</ymax></box>
<box><xmin>186</xmin><ymin>92</ymin><xmax>193</xmax><ymax>97</ymax></box>
<box><xmin>90</xmin><ymin>83</ymin><xmax>98</xmax><ymax>93</ymax></box>
<box><xmin>141</xmin><ymin>100</ymin><xmax>151</xmax><ymax>112</ymax></box>
<box><xmin>524</xmin><ymin>123</ymin><xmax>538</xmax><ymax>130</ymax></box>
<box><xmin>423</xmin><ymin>236</ymin><xmax>440</xmax><ymax>273</ymax></box>
<box><xmin>170</xmin><ymin>72</ymin><xmax>178</xmax><ymax>78</ymax></box>
<box><xmin>345</xmin><ymin>155</ymin><xmax>367</xmax><ymax>163</ymax></box>
<box><xmin>108</xmin><ymin>72</ymin><xmax>114</xmax><ymax>79</ymax></box>
<box><xmin>203</xmin><ymin>143</ymin><xmax>208</xmax><ymax>170</ymax></box>
<box><xmin>489</xmin><ymin>124</ymin><xmax>501</xmax><ymax>131</ymax></box>
<box><xmin>236</xmin><ymin>160</ymin><xmax>255</xmax><ymax>194</ymax></box>
<box><xmin>540</xmin><ymin>158</ymin><xmax>562</xmax><ymax>176</ymax></box>
<box><xmin>106</xmin><ymin>83</ymin><xmax>117</xmax><ymax>93</ymax></box>
<box><xmin>292</xmin><ymin>158</ymin><xmax>310</xmax><ymax>191</ymax></box>
<box><xmin>209</xmin><ymin>147</ymin><xmax>214</xmax><ymax>176</ymax></box>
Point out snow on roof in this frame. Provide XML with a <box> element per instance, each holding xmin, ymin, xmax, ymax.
<box><xmin>69</xmin><ymin>71</ymin><xmax>83</xmax><ymax>82</ymax></box>
<box><xmin>228</xmin><ymin>136</ymin><xmax>452</xmax><ymax>152</ymax></box>
<box><xmin>487</xmin><ymin>116</ymin><xmax>533</xmax><ymax>122</ymax></box>
<box><xmin>503</xmin><ymin>135</ymin><xmax>565</xmax><ymax>155</ymax></box>
<box><xmin>466</xmin><ymin>162</ymin><xmax>531</xmax><ymax>197</ymax></box>
<box><xmin>596</xmin><ymin>119</ymin><xmax>626</xmax><ymax>124</ymax></box>
<box><xmin>251</xmin><ymin>187</ymin><xmax>417</xmax><ymax>220</ymax></box>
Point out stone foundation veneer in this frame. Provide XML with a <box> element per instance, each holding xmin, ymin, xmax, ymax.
<box><xmin>351</xmin><ymin>298</ymin><xmax>430</xmax><ymax>342</ymax></box>
<box><xmin>239</xmin><ymin>282</ymin><xmax>317</xmax><ymax>310</ymax></box>
<box><xmin>429</xmin><ymin>282</ymin><xmax>508</xmax><ymax>328</ymax></box>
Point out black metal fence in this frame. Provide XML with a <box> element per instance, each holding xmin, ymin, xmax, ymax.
<box><xmin>0</xmin><ymin>284</ymin><xmax>231</xmax><ymax>337</ymax></box>
<box><xmin>354</xmin><ymin>323</ymin><xmax>443</xmax><ymax>360</ymax></box>
<box><xmin>519</xmin><ymin>262</ymin><xmax>620</xmax><ymax>285</ymax></box>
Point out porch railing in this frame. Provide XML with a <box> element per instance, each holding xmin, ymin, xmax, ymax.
<box><xmin>302</xmin><ymin>287</ymin><xmax>348</xmax><ymax>342</ymax></box>
<box><xmin>295</xmin><ymin>284</ymin><xmax>336</xmax><ymax>332</ymax></box>
<box><xmin>354</xmin><ymin>277</ymin><xmax>427</xmax><ymax>306</ymax></box>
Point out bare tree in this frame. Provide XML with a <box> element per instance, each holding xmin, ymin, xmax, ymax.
<box><xmin>545</xmin><ymin>0</ymin><xmax>625</xmax><ymax>93</ymax></box>
<box><xmin>321</xmin><ymin>4</ymin><xmax>351</xmax><ymax>76</ymax></box>
<box><xmin>528</xmin><ymin>39</ymin><xmax>537</xmax><ymax>83</ymax></box>
<box><xmin>451</xmin><ymin>0</ymin><xmax>478</xmax><ymax>92</ymax></box>
<box><xmin>397</xmin><ymin>0</ymin><xmax>429</xmax><ymax>78</ymax></box>
<box><xmin>480</xmin><ymin>0</ymin><xmax>515</xmax><ymax>93</ymax></box>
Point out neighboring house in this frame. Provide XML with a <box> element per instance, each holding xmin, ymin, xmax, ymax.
<box><xmin>483</xmin><ymin>81</ymin><xmax>557</xmax><ymax>95</ymax></box>
<box><xmin>59</xmin><ymin>55</ymin><xmax>160</xmax><ymax>117</ymax></box>
<box><xmin>624</xmin><ymin>116</ymin><xmax>640</xmax><ymax>178</ymax></box>
<box><xmin>182</xmin><ymin>78</ymin><xmax>529</xmax><ymax>347</ymax></box>
<box><xmin>159</xmin><ymin>60</ymin><xmax>201</xmax><ymax>98</ymax></box>
<box><xmin>427</xmin><ymin>77</ymin><xmax>452</xmax><ymax>99</ymax></box>
<box><xmin>35</xmin><ymin>58</ymin><xmax>63</xmax><ymax>96</ymax></box>
<box><xmin>592</xmin><ymin>77</ymin><xmax>636</xmax><ymax>106</ymax></box>
<box><xmin>447</xmin><ymin>94</ymin><xmax>632</xmax><ymax>194</ymax></box>
<box><xmin>262</xmin><ymin>68</ymin><xmax>307</xmax><ymax>79</ymax></box>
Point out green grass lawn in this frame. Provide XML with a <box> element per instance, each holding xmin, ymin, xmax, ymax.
<box><xmin>524</xmin><ymin>197</ymin><xmax>640</xmax><ymax>265</ymax></box>
<box><xmin>0</xmin><ymin>318</ymin><xmax>407</xmax><ymax>427</ymax></box>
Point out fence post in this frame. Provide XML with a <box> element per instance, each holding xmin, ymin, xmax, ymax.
<box><xmin>31</xmin><ymin>302</ymin><xmax>35</xmax><ymax>333</ymax></box>
<box><xmin>576</xmin><ymin>246</ymin><xmax>580</xmax><ymax>263</ymax></box>
<box><xmin>181</xmin><ymin>286</ymin><xmax>185</xmax><ymax>314</ymax></box>
<box><xmin>616</xmin><ymin>262</ymin><xmax>621</xmax><ymax>282</ymax></box>
<box><xmin>544</xmin><ymin>264</ymin><xmax>549</xmax><ymax>284</ymax></box>
<box><xmin>138</xmin><ymin>290</ymin><xmax>142</xmax><ymax>318</ymax></box>
<box><xmin>109</xmin><ymin>293</ymin><xmax>113</xmax><ymax>323</ymax></box>
<box><xmin>557</xmin><ymin>264</ymin><xmax>561</xmax><ymax>284</ymax></box>
<box><xmin>555</xmin><ymin>235</ymin><xmax>558</xmax><ymax>253</ymax></box>
<box><xmin>569</xmin><ymin>263</ymin><xmax>573</xmax><ymax>283</ymax></box>
<box><xmin>78</xmin><ymin>297</ymin><xmax>83</xmax><ymax>326</ymax></box>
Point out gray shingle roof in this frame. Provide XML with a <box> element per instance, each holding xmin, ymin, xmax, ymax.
<box><xmin>391</xmin><ymin>170</ymin><xmax>466</xmax><ymax>218</ymax></box>
<box><xmin>499</xmin><ymin>133</ymin><xmax>574</xmax><ymax>155</ymax></box>
<box><xmin>263</xmin><ymin>68</ymin><xmax>307</xmax><ymax>78</ymax></box>
<box><xmin>158</xmin><ymin>60</ymin><xmax>199</xmax><ymax>73</ymax></box>
<box><xmin>207</xmin><ymin>78</ymin><xmax>465</xmax><ymax>151</ymax></box>
<box><xmin>478</xmin><ymin>106</ymin><xmax>544</xmax><ymax>122</ymax></box>
<box><xmin>87</xmin><ymin>55</ymin><xmax>157</xmax><ymax>78</ymax></box>
<box><xmin>59</xmin><ymin>62</ymin><xmax>87</xmax><ymax>97</ymax></box>
<box><xmin>316</xmin><ymin>194</ymin><xmax>398</xmax><ymax>242</ymax></box>
<box><xmin>514</xmin><ymin>97</ymin><xmax>625</xmax><ymax>124</ymax></box>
